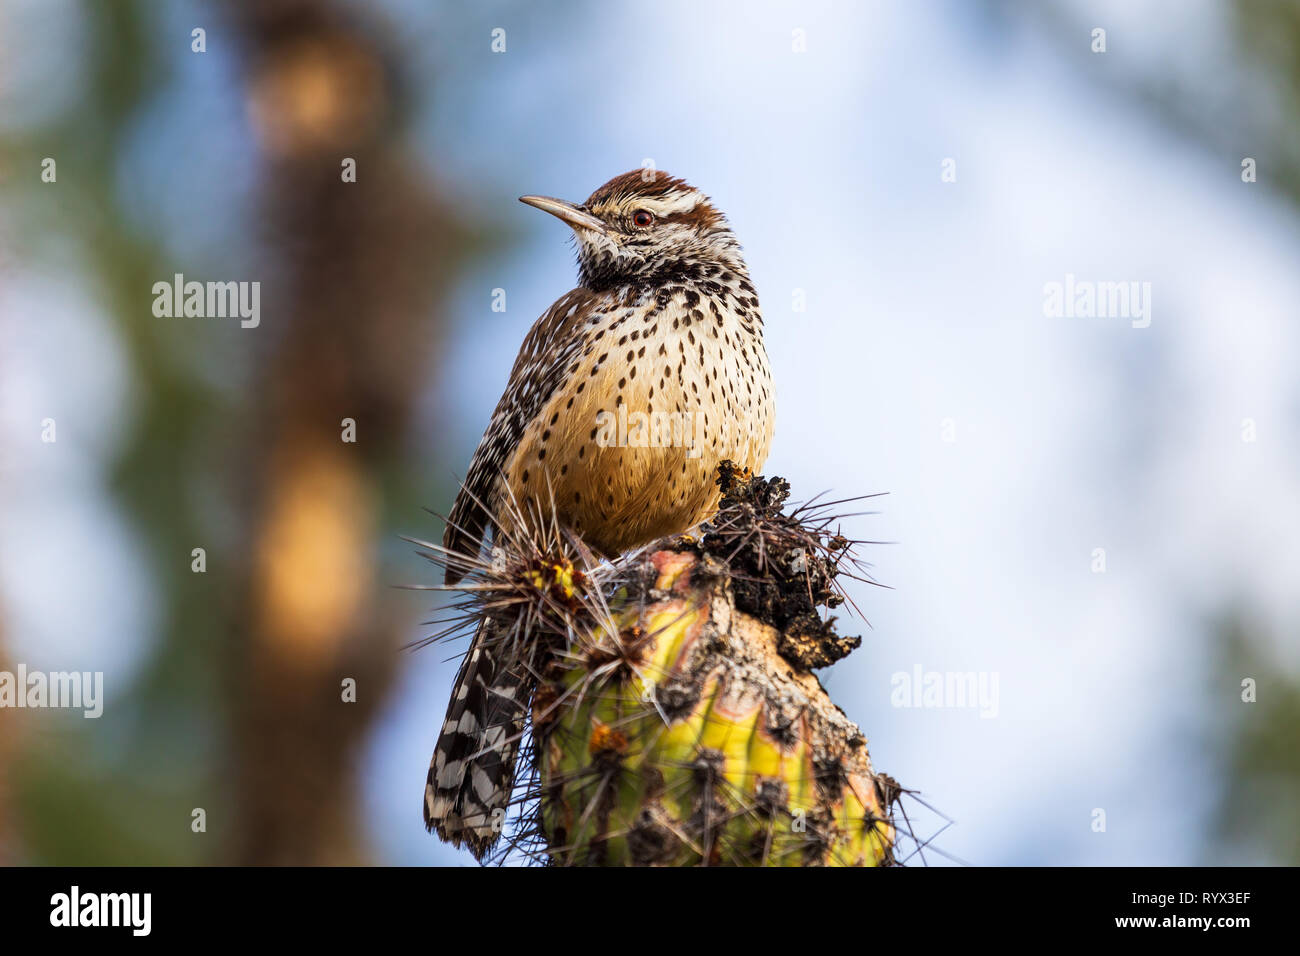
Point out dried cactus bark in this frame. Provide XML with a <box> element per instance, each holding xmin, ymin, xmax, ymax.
<box><xmin>533</xmin><ymin>547</ymin><xmax>895</xmax><ymax>867</ymax></box>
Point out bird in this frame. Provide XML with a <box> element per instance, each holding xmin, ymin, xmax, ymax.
<box><xmin>424</xmin><ymin>169</ymin><xmax>775</xmax><ymax>859</ymax></box>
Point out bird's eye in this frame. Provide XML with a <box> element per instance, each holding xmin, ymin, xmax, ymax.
<box><xmin>632</xmin><ymin>210</ymin><xmax>654</xmax><ymax>228</ymax></box>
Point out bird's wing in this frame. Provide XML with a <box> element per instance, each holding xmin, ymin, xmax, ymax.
<box><xmin>443</xmin><ymin>287</ymin><xmax>601</xmax><ymax>582</ymax></box>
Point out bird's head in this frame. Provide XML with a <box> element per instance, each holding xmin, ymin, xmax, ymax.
<box><xmin>520</xmin><ymin>170</ymin><xmax>746</xmax><ymax>291</ymax></box>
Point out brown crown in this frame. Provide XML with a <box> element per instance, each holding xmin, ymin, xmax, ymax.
<box><xmin>584</xmin><ymin>170</ymin><xmax>725</xmax><ymax>232</ymax></box>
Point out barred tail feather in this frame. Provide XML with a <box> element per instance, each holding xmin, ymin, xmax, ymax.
<box><xmin>424</xmin><ymin>624</ymin><xmax>531</xmax><ymax>860</ymax></box>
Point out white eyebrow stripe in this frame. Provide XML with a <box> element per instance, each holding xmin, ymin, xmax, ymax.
<box><xmin>639</xmin><ymin>190</ymin><xmax>703</xmax><ymax>216</ymax></box>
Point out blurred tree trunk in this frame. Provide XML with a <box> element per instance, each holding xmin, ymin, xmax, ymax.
<box><xmin>3</xmin><ymin>0</ymin><xmax>506</xmax><ymax>864</ymax></box>
<box><xmin>223</xmin><ymin>0</ymin><xmax>470</xmax><ymax>864</ymax></box>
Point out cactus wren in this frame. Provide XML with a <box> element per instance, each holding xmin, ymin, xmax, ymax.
<box><xmin>425</xmin><ymin>169</ymin><xmax>775</xmax><ymax>858</ymax></box>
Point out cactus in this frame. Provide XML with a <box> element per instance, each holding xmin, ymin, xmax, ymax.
<box><xmin>533</xmin><ymin>547</ymin><xmax>894</xmax><ymax>866</ymax></box>
<box><xmin>418</xmin><ymin>464</ymin><xmax>902</xmax><ymax>866</ymax></box>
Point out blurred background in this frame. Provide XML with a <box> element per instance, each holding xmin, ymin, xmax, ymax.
<box><xmin>1</xmin><ymin>0</ymin><xmax>1297</xmax><ymax>866</ymax></box>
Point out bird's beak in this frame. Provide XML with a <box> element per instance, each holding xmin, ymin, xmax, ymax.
<box><xmin>519</xmin><ymin>195</ymin><xmax>609</xmax><ymax>236</ymax></box>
